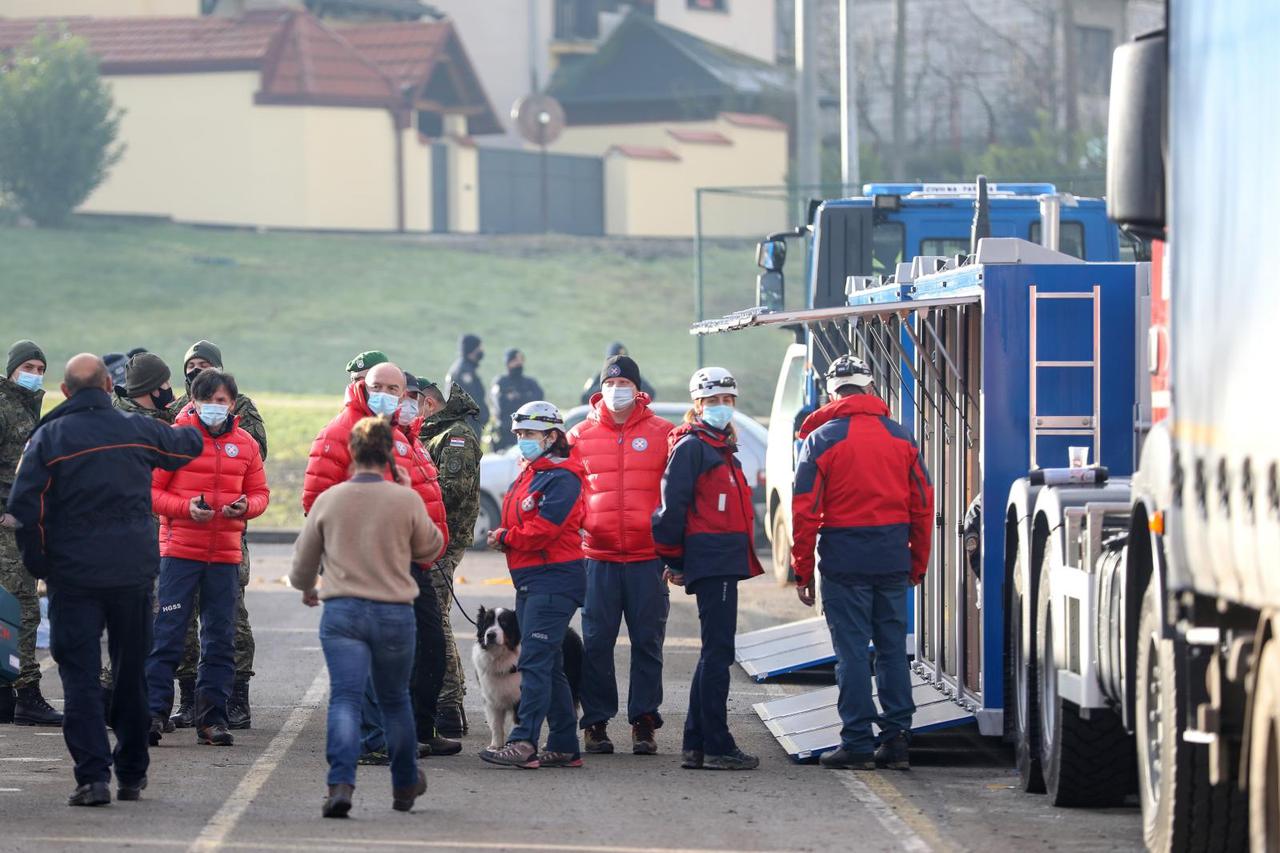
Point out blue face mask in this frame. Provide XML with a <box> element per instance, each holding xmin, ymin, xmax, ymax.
<box><xmin>14</xmin><ymin>371</ymin><xmax>43</xmax><ymax>392</ymax></box>
<box><xmin>198</xmin><ymin>403</ymin><xmax>230</xmax><ymax>428</ymax></box>
<box><xmin>701</xmin><ymin>404</ymin><xmax>734</xmax><ymax>430</ymax></box>
<box><xmin>517</xmin><ymin>437</ymin><xmax>546</xmax><ymax>461</ymax></box>
<box><xmin>367</xmin><ymin>391</ymin><xmax>400</xmax><ymax>417</ymax></box>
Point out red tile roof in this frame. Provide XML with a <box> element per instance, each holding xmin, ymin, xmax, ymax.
<box><xmin>667</xmin><ymin>128</ymin><xmax>732</xmax><ymax>145</ymax></box>
<box><xmin>606</xmin><ymin>145</ymin><xmax>680</xmax><ymax>162</ymax></box>
<box><xmin>720</xmin><ymin>111</ymin><xmax>788</xmax><ymax>130</ymax></box>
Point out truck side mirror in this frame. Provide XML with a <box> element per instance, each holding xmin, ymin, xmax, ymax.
<box><xmin>755</xmin><ymin>238</ymin><xmax>786</xmax><ymax>272</ymax></box>
<box><xmin>1106</xmin><ymin>30</ymin><xmax>1166</xmax><ymax>239</ymax></box>
<box><xmin>757</xmin><ymin>270</ymin><xmax>784</xmax><ymax>312</ymax></box>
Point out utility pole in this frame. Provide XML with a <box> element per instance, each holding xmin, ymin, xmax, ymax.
<box><xmin>795</xmin><ymin>0</ymin><xmax>820</xmax><ymax>191</ymax></box>
<box><xmin>839</xmin><ymin>0</ymin><xmax>860</xmax><ymax>191</ymax></box>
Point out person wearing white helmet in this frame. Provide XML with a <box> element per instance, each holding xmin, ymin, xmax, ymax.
<box><xmin>792</xmin><ymin>354</ymin><xmax>933</xmax><ymax>771</ymax></box>
<box><xmin>651</xmin><ymin>368</ymin><xmax>764</xmax><ymax>771</ymax></box>
<box><xmin>481</xmin><ymin>401</ymin><xmax>588</xmax><ymax>769</ymax></box>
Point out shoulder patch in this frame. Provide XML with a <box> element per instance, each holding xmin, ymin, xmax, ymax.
<box><xmin>449</xmin><ymin>437</ymin><xmax>466</xmax><ymax>447</ymax></box>
<box><xmin>395</xmin><ymin>440</ymin><xmax>409</xmax><ymax>457</ymax></box>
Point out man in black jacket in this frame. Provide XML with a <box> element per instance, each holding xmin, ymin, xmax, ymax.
<box><xmin>444</xmin><ymin>334</ymin><xmax>488</xmax><ymax>435</ymax></box>
<box><xmin>486</xmin><ymin>348</ymin><xmax>544</xmax><ymax>451</ymax></box>
<box><xmin>7</xmin><ymin>354</ymin><xmax>202</xmax><ymax>807</ymax></box>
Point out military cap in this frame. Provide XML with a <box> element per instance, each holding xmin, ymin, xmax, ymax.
<box><xmin>6</xmin><ymin>340</ymin><xmax>46</xmax><ymax>379</ymax></box>
<box><xmin>346</xmin><ymin>350</ymin><xmax>388</xmax><ymax>374</ymax></box>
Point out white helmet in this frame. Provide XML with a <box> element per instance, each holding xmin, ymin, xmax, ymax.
<box><xmin>689</xmin><ymin>366</ymin><xmax>739</xmax><ymax>400</ymax></box>
<box><xmin>825</xmin><ymin>355</ymin><xmax>874</xmax><ymax>396</ymax></box>
<box><xmin>511</xmin><ymin>400</ymin><xmax>564</xmax><ymax>433</ymax></box>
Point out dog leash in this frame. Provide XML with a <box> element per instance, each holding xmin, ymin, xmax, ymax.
<box><xmin>431</xmin><ymin>560</ymin><xmax>479</xmax><ymax>628</ymax></box>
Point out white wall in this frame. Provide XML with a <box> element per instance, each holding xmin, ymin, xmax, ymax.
<box><xmin>655</xmin><ymin>0</ymin><xmax>777</xmax><ymax>64</ymax></box>
<box><xmin>0</xmin><ymin>0</ymin><xmax>199</xmax><ymax>15</ymax></box>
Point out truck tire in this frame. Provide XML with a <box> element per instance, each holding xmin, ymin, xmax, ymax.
<box><xmin>1010</xmin><ymin>545</ymin><xmax>1045</xmax><ymax>793</ymax></box>
<box><xmin>1036</xmin><ymin>548</ymin><xmax>1135</xmax><ymax>807</ymax></box>
<box><xmin>1135</xmin><ymin>577</ymin><xmax>1246</xmax><ymax>852</ymax></box>
<box><xmin>1248</xmin><ymin>639</ymin><xmax>1280</xmax><ymax>853</ymax></box>
<box><xmin>771</xmin><ymin>512</ymin><xmax>792</xmax><ymax>586</ymax></box>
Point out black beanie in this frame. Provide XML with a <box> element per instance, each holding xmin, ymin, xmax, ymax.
<box><xmin>460</xmin><ymin>334</ymin><xmax>482</xmax><ymax>357</ymax></box>
<box><xmin>504</xmin><ymin>348</ymin><xmax>522</xmax><ymax>366</ymax></box>
<box><xmin>6</xmin><ymin>340</ymin><xmax>46</xmax><ymax>379</ymax></box>
<box><xmin>601</xmin><ymin>355</ymin><xmax>641</xmax><ymax>389</ymax></box>
<box><xmin>183</xmin><ymin>339</ymin><xmax>223</xmax><ymax>370</ymax></box>
<box><xmin>125</xmin><ymin>353</ymin><xmax>171</xmax><ymax>398</ymax></box>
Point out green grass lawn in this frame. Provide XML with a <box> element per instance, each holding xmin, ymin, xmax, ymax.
<box><xmin>5</xmin><ymin>219</ymin><xmax>793</xmax><ymax>527</ymax></box>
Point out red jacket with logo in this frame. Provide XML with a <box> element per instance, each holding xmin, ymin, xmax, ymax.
<box><xmin>790</xmin><ymin>394</ymin><xmax>933</xmax><ymax>587</ymax></box>
<box><xmin>151</xmin><ymin>411</ymin><xmax>270</xmax><ymax>564</ymax></box>
<box><xmin>497</xmin><ymin>454</ymin><xmax>587</xmax><ymax>600</ymax></box>
<box><xmin>651</xmin><ymin>421</ymin><xmax>764</xmax><ymax>591</ymax></box>
<box><xmin>567</xmin><ymin>394</ymin><xmax>674</xmax><ymax>562</ymax></box>
<box><xmin>301</xmin><ymin>382</ymin><xmax>448</xmax><ymax>560</ymax></box>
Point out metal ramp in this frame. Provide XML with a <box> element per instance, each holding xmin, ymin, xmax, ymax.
<box><xmin>735</xmin><ymin>618</ymin><xmax>835</xmax><ymax>682</ymax></box>
<box><xmin>753</xmin><ymin>674</ymin><xmax>974</xmax><ymax>761</ymax></box>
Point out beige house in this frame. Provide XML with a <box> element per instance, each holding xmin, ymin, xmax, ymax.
<box><xmin>0</xmin><ymin>9</ymin><xmax>499</xmax><ymax>232</ymax></box>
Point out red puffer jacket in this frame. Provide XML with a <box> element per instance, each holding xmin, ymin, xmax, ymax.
<box><xmin>301</xmin><ymin>382</ymin><xmax>449</xmax><ymax>560</ymax></box>
<box><xmin>567</xmin><ymin>394</ymin><xmax>673</xmax><ymax>562</ymax></box>
<box><xmin>152</xmin><ymin>411</ymin><xmax>270</xmax><ymax>564</ymax></box>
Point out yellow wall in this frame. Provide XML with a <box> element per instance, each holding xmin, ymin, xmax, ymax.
<box><xmin>447</xmin><ymin>140</ymin><xmax>479</xmax><ymax>234</ymax></box>
<box><xmin>654</xmin><ymin>0</ymin><xmax>776</xmax><ymax>65</ymax></box>
<box><xmin>0</xmin><ymin>0</ymin><xmax>198</xmax><ymax>16</ymax></box>
<box><xmin>82</xmin><ymin>72</ymin><xmax>434</xmax><ymax>232</ymax></box>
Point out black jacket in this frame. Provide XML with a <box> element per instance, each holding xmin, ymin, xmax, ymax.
<box><xmin>8</xmin><ymin>388</ymin><xmax>202</xmax><ymax>589</ymax></box>
<box><xmin>445</xmin><ymin>354</ymin><xmax>489</xmax><ymax>434</ymax></box>
<box><xmin>488</xmin><ymin>370</ymin><xmax>545</xmax><ymax>450</ymax></box>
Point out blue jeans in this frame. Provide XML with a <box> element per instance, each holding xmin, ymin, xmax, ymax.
<box><xmin>320</xmin><ymin>597</ymin><xmax>418</xmax><ymax>789</ymax></box>
<box><xmin>509</xmin><ymin>591</ymin><xmax>579</xmax><ymax>754</ymax></box>
<box><xmin>145</xmin><ymin>557</ymin><xmax>238</xmax><ymax>727</ymax></box>
<box><xmin>822</xmin><ymin>575</ymin><xmax>914</xmax><ymax>754</ymax></box>
<box><xmin>49</xmin><ymin>582</ymin><xmax>153</xmax><ymax>786</ymax></box>
<box><xmin>579</xmin><ymin>558</ymin><xmax>669</xmax><ymax>728</ymax></box>
<box><xmin>683</xmin><ymin>577</ymin><xmax>738</xmax><ymax>756</ymax></box>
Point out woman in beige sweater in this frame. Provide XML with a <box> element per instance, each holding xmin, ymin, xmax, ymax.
<box><xmin>291</xmin><ymin>417</ymin><xmax>443</xmax><ymax>818</ymax></box>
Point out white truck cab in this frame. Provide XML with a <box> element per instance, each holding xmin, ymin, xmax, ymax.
<box><xmin>763</xmin><ymin>343</ymin><xmax>808</xmax><ymax>583</ymax></box>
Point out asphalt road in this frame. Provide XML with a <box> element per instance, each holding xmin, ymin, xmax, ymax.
<box><xmin>1</xmin><ymin>545</ymin><xmax>1144</xmax><ymax>853</ymax></box>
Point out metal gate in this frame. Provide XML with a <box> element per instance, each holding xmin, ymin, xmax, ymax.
<box><xmin>477</xmin><ymin>147</ymin><xmax>604</xmax><ymax>236</ymax></box>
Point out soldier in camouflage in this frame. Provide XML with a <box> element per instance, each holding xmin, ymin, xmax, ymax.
<box><xmin>0</xmin><ymin>340</ymin><xmax>64</xmax><ymax>726</ymax></box>
<box><xmin>171</xmin><ymin>341</ymin><xmax>266</xmax><ymax>731</ymax></box>
<box><xmin>417</xmin><ymin>380</ymin><xmax>482</xmax><ymax>737</ymax></box>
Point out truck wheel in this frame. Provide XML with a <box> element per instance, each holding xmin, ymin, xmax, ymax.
<box><xmin>1135</xmin><ymin>576</ymin><xmax>1246</xmax><ymax>851</ymax></box>
<box><xmin>1036</xmin><ymin>549</ymin><xmax>1135</xmax><ymax>807</ymax></box>
<box><xmin>771</xmin><ymin>512</ymin><xmax>792</xmax><ymax>586</ymax></box>
<box><xmin>1248</xmin><ymin>639</ymin><xmax>1280</xmax><ymax>853</ymax></box>
<box><xmin>1011</xmin><ymin>546</ymin><xmax>1045</xmax><ymax>793</ymax></box>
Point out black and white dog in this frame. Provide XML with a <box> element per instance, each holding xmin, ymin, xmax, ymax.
<box><xmin>472</xmin><ymin>605</ymin><xmax>583</xmax><ymax>750</ymax></box>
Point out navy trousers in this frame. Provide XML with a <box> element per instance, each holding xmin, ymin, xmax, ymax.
<box><xmin>48</xmin><ymin>582</ymin><xmax>153</xmax><ymax>786</ymax></box>
<box><xmin>683</xmin><ymin>576</ymin><xmax>738</xmax><ymax>757</ymax></box>
<box><xmin>145</xmin><ymin>557</ymin><xmax>238</xmax><ymax>728</ymax></box>
<box><xmin>579</xmin><ymin>558</ymin><xmax>669</xmax><ymax>728</ymax></box>
<box><xmin>509</xmin><ymin>591</ymin><xmax>580</xmax><ymax>755</ymax></box>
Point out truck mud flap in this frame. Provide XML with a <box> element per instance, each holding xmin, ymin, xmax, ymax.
<box><xmin>753</xmin><ymin>673</ymin><xmax>973</xmax><ymax>761</ymax></box>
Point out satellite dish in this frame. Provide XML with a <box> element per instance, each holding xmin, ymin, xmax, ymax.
<box><xmin>512</xmin><ymin>93</ymin><xmax>565</xmax><ymax>147</ymax></box>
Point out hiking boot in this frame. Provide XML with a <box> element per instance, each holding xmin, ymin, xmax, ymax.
<box><xmin>874</xmin><ymin>732</ymin><xmax>911</xmax><ymax>770</ymax></box>
<box><xmin>435</xmin><ymin>703</ymin><xmax>467</xmax><ymax>738</ymax></box>
<box><xmin>0</xmin><ymin>686</ymin><xmax>14</xmax><ymax>723</ymax></box>
<box><xmin>704</xmin><ymin>748</ymin><xmax>759</xmax><ymax>771</ymax></box>
<box><xmin>170</xmin><ymin>679</ymin><xmax>196</xmax><ymax>729</ymax></box>
<box><xmin>631</xmin><ymin>714</ymin><xmax>658</xmax><ymax>755</ymax></box>
<box><xmin>680</xmin><ymin>749</ymin><xmax>704</xmax><ymax>769</ymax></box>
<box><xmin>820</xmin><ymin>747</ymin><xmax>876</xmax><ymax>770</ymax></box>
<box><xmin>14</xmin><ymin>684</ymin><xmax>63</xmax><ymax>726</ymax></box>
<box><xmin>322</xmin><ymin>783</ymin><xmax>353</xmax><ymax>818</ymax></box>
<box><xmin>583</xmin><ymin>722</ymin><xmax>613</xmax><ymax>754</ymax></box>
<box><xmin>117</xmin><ymin>776</ymin><xmax>147</xmax><ymax>802</ymax></box>
<box><xmin>148</xmin><ymin>715</ymin><xmax>165</xmax><ymax>746</ymax></box>
<box><xmin>68</xmin><ymin>782</ymin><xmax>111</xmax><ymax>807</ymax></box>
<box><xmin>538</xmin><ymin>749</ymin><xmax>583</xmax><ymax>768</ymax></box>
<box><xmin>358</xmin><ymin>749</ymin><xmax>390</xmax><ymax>766</ymax></box>
<box><xmin>197</xmin><ymin>722</ymin><xmax>234</xmax><ymax>746</ymax></box>
<box><xmin>392</xmin><ymin>767</ymin><xmax>427</xmax><ymax>812</ymax></box>
<box><xmin>421</xmin><ymin>735</ymin><xmax>462</xmax><ymax>757</ymax></box>
<box><xmin>480</xmin><ymin>740</ymin><xmax>539</xmax><ymax>769</ymax></box>
<box><xmin>227</xmin><ymin>680</ymin><xmax>251</xmax><ymax>730</ymax></box>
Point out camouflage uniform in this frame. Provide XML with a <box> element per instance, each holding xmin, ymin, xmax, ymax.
<box><xmin>100</xmin><ymin>390</ymin><xmax>183</xmax><ymax>689</ymax></box>
<box><xmin>0</xmin><ymin>377</ymin><xmax>44</xmax><ymax>690</ymax></box>
<box><xmin>419</xmin><ymin>384</ymin><xmax>482</xmax><ymax>709</ymax></box>
<box><xmin>173</xmin><ymin>393</ymin><xmax>265</xmax><ymax>683</ymax></box>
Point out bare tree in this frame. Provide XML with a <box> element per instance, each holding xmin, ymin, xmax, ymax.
<box><xmin>890</xmin><ymin>0</ymin><xmax>906</xmax><ymax>177</ymax></box>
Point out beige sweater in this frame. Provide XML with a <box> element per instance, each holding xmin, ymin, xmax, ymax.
<box><xmin>290</xmin><ymin>474</ymin><xmax>443</xmax><ymax>604</ymax></box>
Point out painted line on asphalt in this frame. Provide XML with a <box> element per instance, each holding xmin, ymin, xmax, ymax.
<box><xmin>188</xmin><ymin>667</ymin><xmax>329</xmax><ymax>853</ymax></box>
<box><xmin>758</xmin><ymin>679</ymin><xmax>936</xmax><ymax>853</ymax></box>
<box><xmin>30</xmin><ymin>839</ymin><xmax>787</xmax><ymax>853</ymax></box>
<box><xmin>0</xmin><ymin>756</ymin><xmax>61</xmax><ymax>762</ymax></box>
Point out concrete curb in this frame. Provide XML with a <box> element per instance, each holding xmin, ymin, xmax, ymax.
<box><xmin>247</xmin><ymin>528</ymin><xmax>299</xmax><ymax>544</ymax></box>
